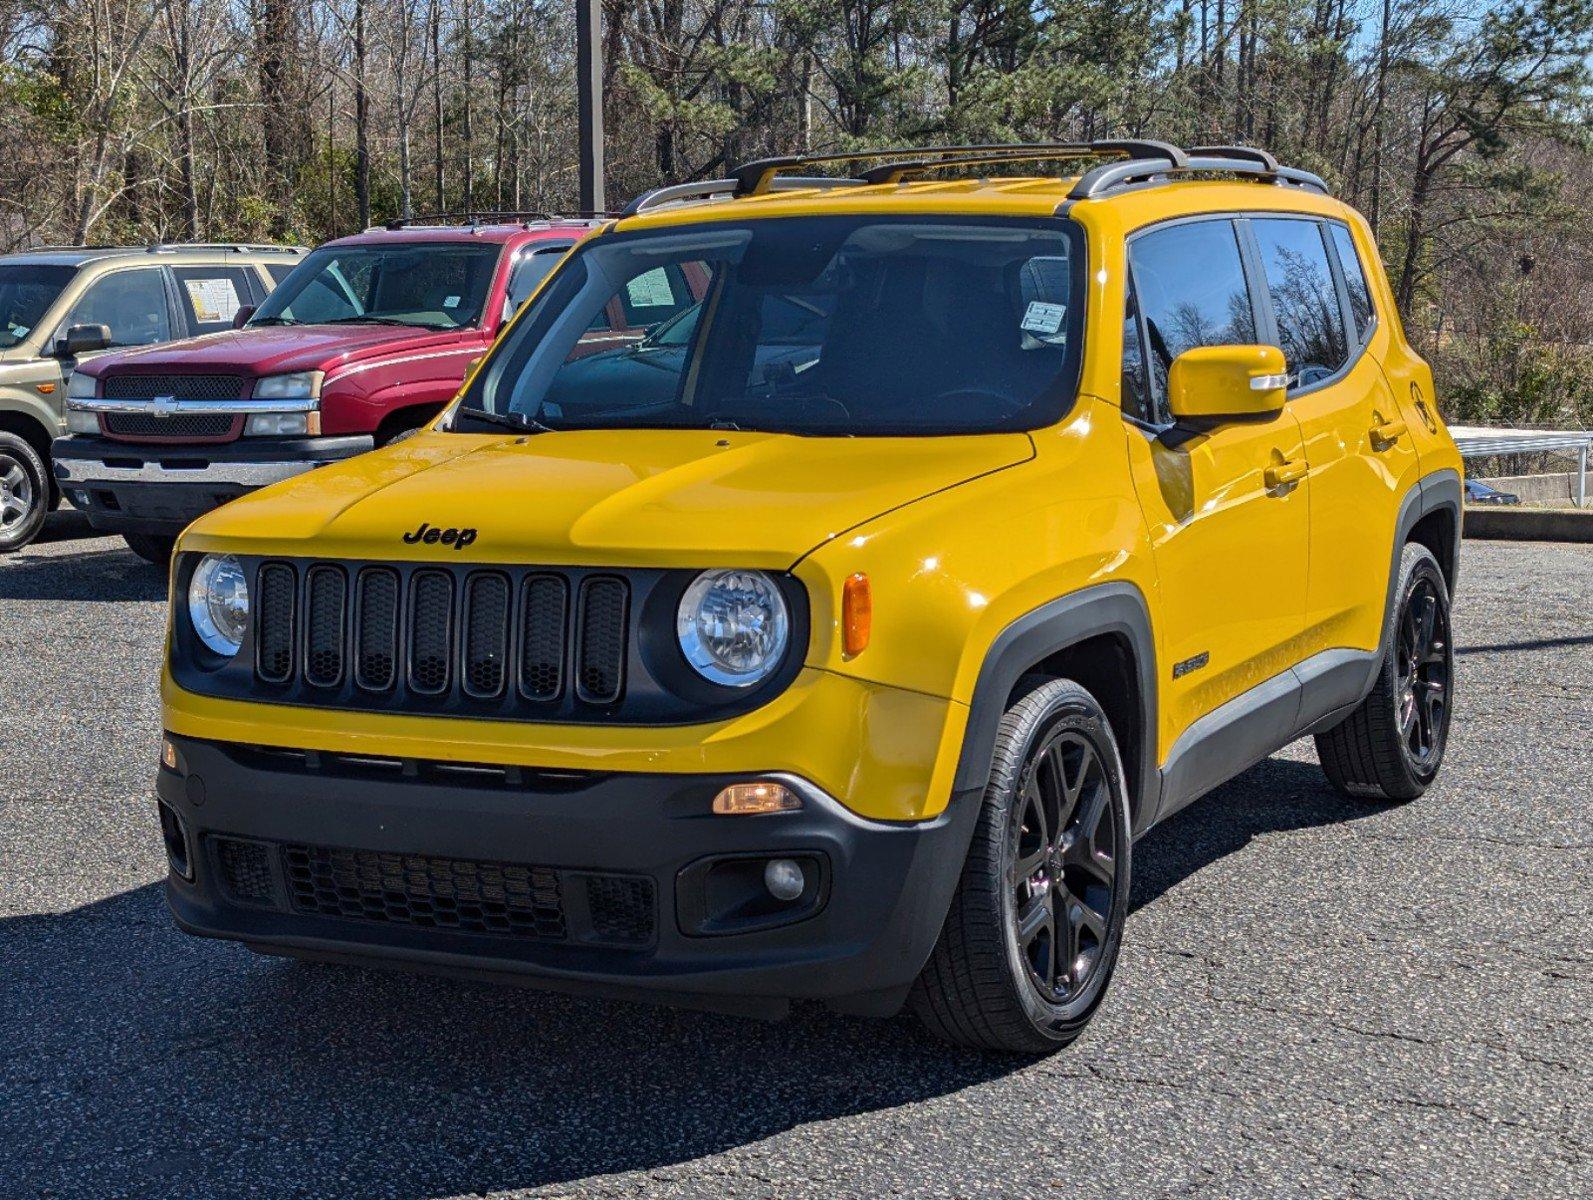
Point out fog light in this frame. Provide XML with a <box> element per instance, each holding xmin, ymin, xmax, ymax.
<box><xmin>764</xmin><ymin>858</ymin><xmax>806</xmax><ymax>901</ymax></box>
<box><xmin>713</xmin><ymin>781</ymin><xmax>801</xmax><ymax>815</ymax></box>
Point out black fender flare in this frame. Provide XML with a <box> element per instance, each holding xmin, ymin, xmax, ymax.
<box><xmin>1364</xmin><ymin>467</ymin><xmax>1461</xmax><ymax>692</ymax></box>
<box><xmin>951</xmin><ymin>581</ymin><xmax>1160</xmax><ymax>832</ymax></box>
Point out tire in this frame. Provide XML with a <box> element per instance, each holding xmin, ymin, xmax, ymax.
<box><xmin>910</xmin><ymin>678</ymin><xmax>1132</xmax><ymax>1054</ymax></box>
<box><xmin>1315</xmin><ymin>542</ymin><xmax>1453</xmax><ymax>801</ymax></box>
<box><xmin>123</xmin><ymin>533</ymin><xmax>177</xmax><ymax>567</ymax></box>
<box><xmin>0</xmin><ymin>431</ymin><xmax>50</xmax><ymax>554</ymax></box>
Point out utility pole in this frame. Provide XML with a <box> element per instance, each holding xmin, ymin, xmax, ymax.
<box><xmin>576</xmin><ymin>0</ymin><xmax>604</xmax><ymax>213</ymax></box>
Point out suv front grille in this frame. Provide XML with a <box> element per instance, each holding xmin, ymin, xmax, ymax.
<box><xmin>252</xmin><ymin>560</ymin><xmax>630</xmax><ymax>715</ymax></box>
<box><xmin>102</xmin><ymin>411</ymin><xmax>242</xmax><ymax>441</ymax></box>
<box><xmin>101</xmin><ymin>374</ymin><xmax>245</xmax><ymax>400</ymax></box>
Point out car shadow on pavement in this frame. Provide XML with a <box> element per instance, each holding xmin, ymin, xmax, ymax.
<box><xmin>0</xmin><ymin>524</ymin><xmax>165</xmax><ymax>603</ymax></box>
<box><xmin>0</xmin><ymin>758</ymin><xmax>1375</xmax><ymax>1199</ymax></box>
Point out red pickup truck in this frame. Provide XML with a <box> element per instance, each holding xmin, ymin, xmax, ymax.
<box><xmin>54</xmin><ymin>217</ymin><xmax>614</xmax><ymax>563</ymax></box>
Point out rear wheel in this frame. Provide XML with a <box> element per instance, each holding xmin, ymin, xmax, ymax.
<box><xmin>123</xmin><ymin>533</ymin><xmax>176</xmax><ymax>568</ymax></box>
<box><xmin>1316</xmin><ymin>542</ymin><xmax>1453</xmax><ymax>801</ymax></box>
<box><xmin>910</xmin><ymin>678</ymin><xmax>1131</xmax><ymax>1053</ymax></box>
<box><xmin>0</xmin><ymin>431</ymin><xmax>49</xmax><ymax>554</ymax></box>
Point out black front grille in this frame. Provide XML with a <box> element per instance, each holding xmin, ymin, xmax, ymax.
<box><xmin>213</xmin><ymin>837</ymin><xmax>275</xmax><ymax>906</ymax></box>
<box><xmin>102</xmin><ymin>411</ymin><xmax>238</xmax><ymax>439</ymax></box>
<box><xmin>102</xmin><ymin>374</ymin><xmax>245</xmax><ymax>400</ymax></box>
<box><xmin>250</xmin><ymin>560</ymin><xmax>630</xmax><ymax>715</ymax></box>
<box><xmin>283</xmin><ymin>844</ymin><xmax>569</xmax><ymax>940</ymax></box>
<box><xmin>585</xmin><ymin>875</ymin><xmax>657</xmax><ymax>945</ymax></box>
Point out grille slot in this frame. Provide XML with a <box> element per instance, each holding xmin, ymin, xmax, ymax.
<box><xmin>584</xmin><ymin>874</ymin><xmax>656</xmax><ymax>945</ymax></box>
<box><xmin>282</xmin><ymin>844</ymin><xmax>568</xmax><ymax>940</ymax></box>
<box><xmin>213</xmin><ymin>837</ymin><xmax>277</xmax><ymax>906</ymax></box>
<box><xmin>303</xmin><ymin>566</ymin><xmax>347</xmax><ymax>687</ymax></box>
<box><xmin>576</xmin><ymin>576</ymin><xmax>629</xmax><ymax>705</ymax></box>
<box><xmin>519</xmin><ymin>574</ymin><xmax>567</xmax><ymax>701</ymax></box>
<box><xmin>407</xmin><ymin>570</ymin><xmax>455</xmax><ymax>695</ymax></box>
<box><xmin>462</xmin><ymin>572</ymin><xmax>511</xmax><ymax>699</ymax></box>
<box><xmin>255</xmin><ymin>563</ymin><xmax>297</xmax><ymax>683</ymax></box>
<box><xmin>354</xmin><ymin>569</ymin><xmax>400</xmax><ymax>691</ymax></box>
<box><xmin>101</xmin><ymin>374</ymin><xmax>245</xmax><ymax>400</ymax></box>
<box><xmin>103</xmin><ymin>411</ymin><xmax>239</xmax><ymax>440</ymax></box>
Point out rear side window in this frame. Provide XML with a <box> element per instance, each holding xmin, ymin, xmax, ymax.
<box><xmin>1128</xmin><ymin>219</ymin><xmax>1257</xmax><ymax>412</ymax></box>
<box><xmin>1327</xmin><ymin>223</ymin><xmax>1375</xmax><ymax>344</ymax></box>
<box><xmin>265</xmin><ymin>262</ymin><xmax>297</xmax><ymax>287</ymax></box>
<box><xmin>172</xmin><ymin>266</ymin><xmax>252</xmax><ymax>334</ymax></box>
<box><xmin>1250</xmin><ymin>218</ymin><xmax>1348</xmax><ymax>389</ymax></box>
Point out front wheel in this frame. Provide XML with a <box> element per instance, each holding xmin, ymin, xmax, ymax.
<box><xmin>0</xmin><ymin>431</ymin><xmax>50</xmax><ymax>554</ymax></box>
<box><xmin>910</xmin><ymin>678</ymin><xmax>1132</xmax><ymax>1053</ymax></box>
<box><xmin>123</xmin><ymin>533</ymin><xmax>176</xmax><ymax>567</ymax></box>
<box><xmin>1315</xmin><ymin>542</ymin><xmax>1453</xmax><ymax>801</ymax></box>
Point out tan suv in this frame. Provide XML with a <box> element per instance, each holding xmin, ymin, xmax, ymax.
<box><xmin>0</xmin><ymin>243</ymin><xmax>303</xmax><ymax>552</ymax></box>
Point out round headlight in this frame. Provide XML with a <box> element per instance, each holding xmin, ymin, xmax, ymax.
<box><xmin>676</xmin><ymin>569</ymin><xmax>790</xmax><ymax>687</ymax></box>
<box><xmin>188</xmin><ymin>554</ymin><xmax>250</xmax><ymax>658</ymax></box>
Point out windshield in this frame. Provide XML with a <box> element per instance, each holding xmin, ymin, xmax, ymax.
<box><xmin>0</xmin><ymin>264</ymin><xmax>75</xmax><ymax>350</ymax></box>
<box><xmin>252</xmin><ymin>241</ymin><xmax>502</xmax><ymax>330</ymax></box>
<box><xmin>456</xmin><ymin>216</ymin><xmax>1084</xmax><ymax>437</ymax></box>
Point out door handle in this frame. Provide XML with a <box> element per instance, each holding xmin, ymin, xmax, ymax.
<box><xmin>1264</xmin><ymin>459</ymin><xmax>1308</xmax><ymax>489</ymax></box>
<box><xmin>1371</xmin><ymin>419</ymin><xmax>1407</xmax><ymax>446</ymax></box>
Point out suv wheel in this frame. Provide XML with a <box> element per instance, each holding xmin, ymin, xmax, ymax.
<box><xmin>910</xmin><ymin>678</ymin><xmax>1131</xmax><ymax>1053</ymax></box>
<box><xmin>123</xmin><ymin>533</ymin><xmax>176</xmax><ymax>567</ymax></box>
<box><xmin>1316</xmin><ymin>542</ymin><xmax>1453</xmax><ymax>801</ymax></box>
<box><xmin>0</xmin><ymin>431</ymin><xmax>50</xmax><ymax>554</ymax></box>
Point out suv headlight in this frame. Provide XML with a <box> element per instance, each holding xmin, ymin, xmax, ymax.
<box><xmin>188</xmin><ymin>554</ymin><xmax>250</xmax><ymax>657</ymax></box>
<box><xmin>66</xmin><ymin>372</ymin><xmax>97</xmax><ymax>400</ymax></box>
<box><xmin>251</xmin><ymin>371</ymin><xmax>322</xmax><ymax>400</ymax></box>
<box><xmin>676</xmin><ymin>569</ymin><xmax>790</xmax><ymax>687</ymax></box>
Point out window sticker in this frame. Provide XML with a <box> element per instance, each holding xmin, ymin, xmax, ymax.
<box><xmin>443</xmin><ymin>295</ymin><xmax>461</xmax><ymax>309</ymax></box>
<box><xmin>626</xmin><ymin>268</ymin><xmax>676</xmax><ymax>308</ymax></box>
<box><xmin>184</xmin><ymin>276</ymin><xmax>241</xmax><ymax>324</ymax></box>
<box><xmin>1021</xmin><ymin>300</ymin><xmax>1065</xmax><ymax>336</ymax></box>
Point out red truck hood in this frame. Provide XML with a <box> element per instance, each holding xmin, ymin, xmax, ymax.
<box><xmin>82</xmin><ymin>324</ymin><xmax>478</xmax><ymax>381</ymax></box>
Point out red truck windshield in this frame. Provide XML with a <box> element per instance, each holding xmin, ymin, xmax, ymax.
<box><xmin>252</xmin><ymin>242</ymin><xmax>501</xmax><ymax>331</ymax></box>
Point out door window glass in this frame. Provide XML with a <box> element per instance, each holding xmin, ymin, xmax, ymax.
<box><xmin>1327</xmin><ymin>223</ymin><xmax>1375</xmax><ymax>345</ymax></box>
<box><xmin>59</xmin><ymin>269</ymin><xmax>171</xmax><ymax>348</ymax></box>
<box><xmin>1128</xmin><ymin>220</ymin><xmax>1257</xmax><ymax>409</ymax></box>
<box><xmin>172</xmin><ymin>266</ymin><xmax>252</xmax><ymax>334</ymax></box>
<box><xmin>503</xmin><ymin>248</ymin><xmax>569</xmax><ymax>322</ymax></box>
<box><xmin>1251</xmin><ymin>218</ymin><xmax>1349</xmax><ymax>388</ymax></box>
<box><xmin>617</xmin><ymin>264</ymin><xmax>695</xmax><ymax>328</ymax></box>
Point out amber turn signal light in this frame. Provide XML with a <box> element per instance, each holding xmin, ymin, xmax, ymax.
<box><xmin>842</xmin><ymin>572</ymin><xmax>871</xmax><ymax>658</ymax></box>
<box><xmin>713</xmin><ymin>781</ymin><xmax>802</xmax><ymax>815</ymax></box>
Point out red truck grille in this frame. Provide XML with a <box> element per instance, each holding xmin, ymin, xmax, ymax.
<box><xmin>98</xmin><ymin>374</ymin><xmax>247</xmax><ymax>444</ymax></box>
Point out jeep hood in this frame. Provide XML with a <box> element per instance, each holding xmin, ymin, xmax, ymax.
<box><xmin>185</xmin><ymin>427</ymin><xmax>1034</xmax><ymax>567</ymax></box>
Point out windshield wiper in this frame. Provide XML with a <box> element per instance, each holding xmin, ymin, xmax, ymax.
<box><xmin>453</xmin><ymin>405</ymin><xmax>555</xmax><ymax>435</ymax></box>
<box><xmin>317</xmin><ymin>315</ymin><xmax>453</xmax><ymax>329</ymax></box>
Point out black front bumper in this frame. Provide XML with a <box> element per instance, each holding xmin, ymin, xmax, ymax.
<box><xmin>52</xmin><ymin>434</ymin><xmax>374</xmax><ymax>535</ymax></box>
<box><xmin>157</xmin><ymin>735</ymin><xmax>980</xmax><ymax>1018</ymax></box>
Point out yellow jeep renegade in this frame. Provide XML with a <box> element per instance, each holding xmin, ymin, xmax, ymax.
<box><xmin>157</xmin><ymin>143</ymin><xmax>1462</xmax><ymax>1053</ymax></box>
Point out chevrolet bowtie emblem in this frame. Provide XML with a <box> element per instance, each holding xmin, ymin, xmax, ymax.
<box><xmin>152</xmin><ymin>395</ymin><xmax>177</xmax><ymax>417</ymax></box>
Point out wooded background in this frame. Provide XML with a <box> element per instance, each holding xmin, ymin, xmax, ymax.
<box><xmin>2</xmin><ymin>0</ymin><xmax>1588</xmax><ymax>425</ymax></box>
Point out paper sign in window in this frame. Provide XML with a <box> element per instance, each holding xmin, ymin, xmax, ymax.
<box><xmin>626</xmin><ymin>269</ymin><xmax>676</xmax><ymax>308</ymax></box>
<box><xmin>184</xmin><ymin>277</ymin><xmax>241</xmax><ymax>324</ymax></box>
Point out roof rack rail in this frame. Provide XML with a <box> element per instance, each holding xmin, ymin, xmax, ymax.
<box><xmin>619</xmin><ymin>174</ymin><xmax>866</xmax><ymax>218</ymax></box>
<box><xmin>144</xmin><ymin>242</ymin><xmax>305</xmax><ymax>254</ymax></box>
<box><xmin>853</xmin><ymin>141</ymin><xmax>1188</xmax><ymax>186</ymax></box>
<box><xmin>1069</xmin><ymin>148</ymin><xmax>1328</xmax><ymax>200</ymax></box>
<box><xmin>381</xmin><ymin>211</ymin><xmax>610</xmax><ymax>230</ymax></box>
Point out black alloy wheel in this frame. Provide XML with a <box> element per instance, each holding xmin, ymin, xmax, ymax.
<box><xmin>1395</xmin><ymin>574</ymin><xmax>1451</xmax><ymax>770</ymax></box>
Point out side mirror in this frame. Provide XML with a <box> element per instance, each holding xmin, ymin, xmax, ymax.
<box><xmin>1167</xmin><ymin>344</ymin><xmax>1288</xmax><ymax>422</ymax></box>
<box><xmin>58</xmin><ymin>323</ymin><xmax>111</xmax><ymax>358</ymax></box>
<box><xmin>232</xmin><ymin>305</ymin><xmax>257</xmax><ymax>330</ymax></box>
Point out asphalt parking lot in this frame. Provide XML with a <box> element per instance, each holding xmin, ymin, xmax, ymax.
<box><xmin>1</xmin><ymin>513</ymin><xmax>1588</xmax><ymax>1200</ymax></box>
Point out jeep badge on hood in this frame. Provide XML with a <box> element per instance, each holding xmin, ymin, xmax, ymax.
<box><xmin>402</xmin><ymin>522</ymin><xmax>477</xmax><ymax>550</ymax></box>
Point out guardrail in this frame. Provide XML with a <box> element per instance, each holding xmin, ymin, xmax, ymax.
<box><xmin>1448</xmin><ymin>425</ymin><xmax>1591</xmax><ymax>508</ymax></box>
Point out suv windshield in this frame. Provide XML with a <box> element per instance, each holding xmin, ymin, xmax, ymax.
<box><xmin>0</xmin><ymin>264</ymin><xmax>75</xmax><ymax>350</ymax></box>
<box><xmin>456</xmin><ymin>216</ymin><xmax>1084</xmax><ymax>437</ymax></box>
<box><xmin>253</xmin><ymin>241</ymin><xmax>501</xmax><ymax>330</ymax></box>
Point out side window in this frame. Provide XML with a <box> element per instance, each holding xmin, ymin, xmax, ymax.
<box><xmin>1128</xmin><ymin>219</ymin><xmax>1257</xmax><ymax>410</ymax></box>
<box><xmin>1120</xmin><ymin>274</ymin><xmax>1156</xmax><ymax>425</ymax></box>
<box><xmin>172</xmin><ymin>266</ymin><xmax>252</xmax><ymax>334</ymax></box>
<box><xmin>617</xmin><ymin>264</ymin><xmax>694</xmax><ymax>329</ymax></box>
<box><xmin>58</xmin><ymin>268</ymin><xmax>171</xmax><ymax>349</ymax></box>
<box><xmin>503</xmin><ymin>248</ymin><xmax>568</xmax><ymax>322</ymax></box>
<box><xmin>1250</xmin><ymin>218</ymin><xmax>1349</xmax><ymax>389</ymax></box>
<box><xmin>264</xmin><ymin>263</ymin><xmax>297</xmax><ymax>288</ymax></box>
<box><xmin>1327</xmin><ymin>223</ymin><xmax>1375</xmax><ymax>345</ymax></box>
